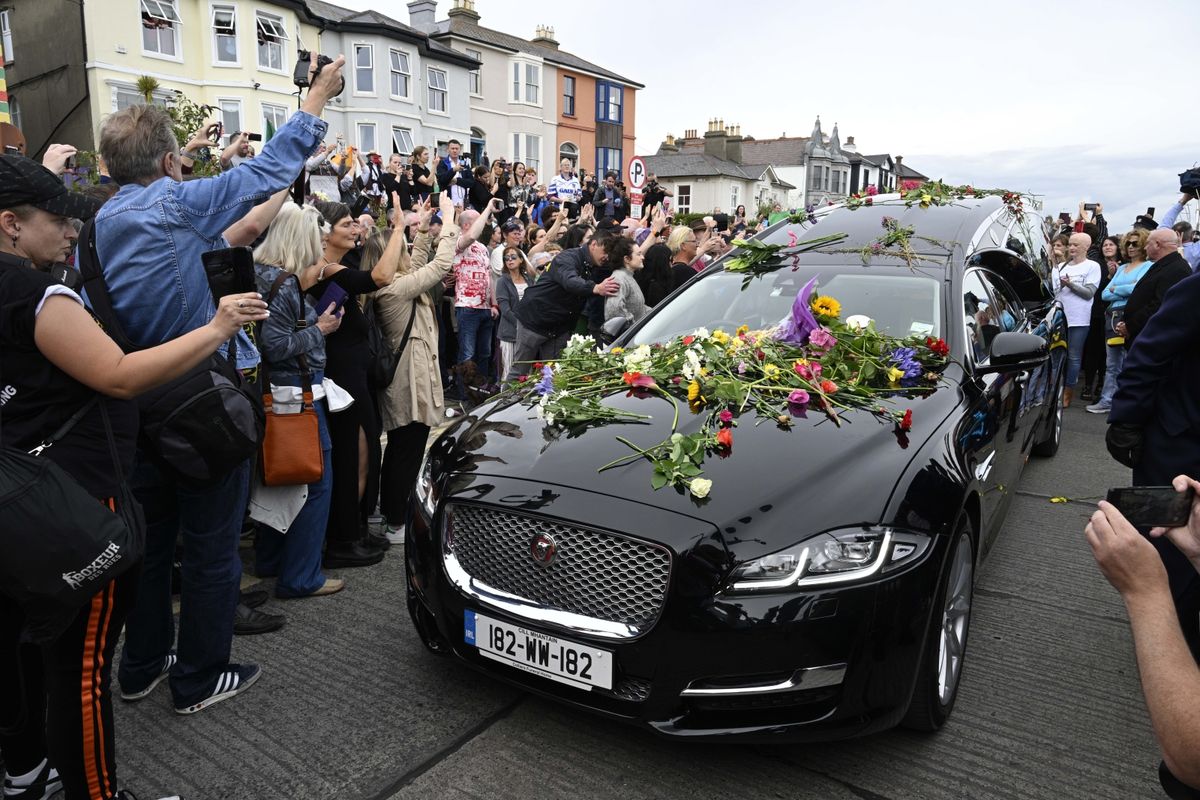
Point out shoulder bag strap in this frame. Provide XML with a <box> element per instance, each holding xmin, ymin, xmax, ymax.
<box><xmin>259</xmin><ymin>273</ymin><xmax>314</xmax><ymax>407</ymax></box>
<box><xmin>396</xmin><ymin>298</ymin><xmax>418</xmax><ymax>358</ymax></box>
<box><xmin>25</xmin><ymin>397</ymin><xmax>100</xmax><ymax>456</ymax></box>
<box><xmin>77</xmin><ymin>220</ymin><xmax>137</xmax><ymax>353</ymax></box>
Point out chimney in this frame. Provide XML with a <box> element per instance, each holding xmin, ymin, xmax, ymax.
<box><xmin>659</xmin><ymin>134</ymin><xmax>679</xmax><ymax>154</ymax></box>
<box><xmin>725</xmin><ymin>122</ymin><xmax>743</xmax><ymax>164</ymax></box>
<box><xmin>843</xmin><ymin>135</ymin><xmax>857</xmax><ymax>153</ymax></box>
<box><xmin>704</xmin><ymin>117</ymin><xmax>728</xmax><ymax>161</ymax></box>
<box><xmin>407</xmin><ymin>0</ymin><xmax>437</xmax><ymax>33</ymax></box>
<box><xmin>447</xmin><ymin>0</ymin><xmax>479</xmax><ymax>22</ymax></box>
<box><xmin>532</xmin><ymin>25</ymin><xmax>559</xmax><ymax>48</ymax></box>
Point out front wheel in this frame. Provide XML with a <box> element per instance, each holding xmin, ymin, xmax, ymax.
<box><xmin>1031</xmin><ymin>373</ymin><xmax>1063</xmax><ymax>457</ymax></box>
<box><xmin>902</xmin><ymin>520</ymin><xmax>974</xmax><ymax>732</ymax></box>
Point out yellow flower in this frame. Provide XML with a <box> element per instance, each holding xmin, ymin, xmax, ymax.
<box><xmin>811</xmin><ymin>295</ymin><xmax>841</xmax><ymax>319</ymax></box>
<box><xmin>763</xmin><ymin>363</ymin><xmax>781</xmax><ymax>381</ymax></box>
<box><xmin>687</xmin><ymin>380</ymin><xmax>701</xmax><ymax>402</ymax></box>
<box><xmin>610</xmin><ymin>346</ymin><xmax>624</xmax><ymax>354</ymax></box>
<box><xmin>736</xmin><ymin>325</ymin><xmax>749</xmax><ymax>337</ymax></box>
<box><xmin>887</xmin><ymin>366</ymin><xmax>905</xmax><ymax>384</ymax></box>
<box><xmin>920</xmin><ymin>193</ymin><xmax>932</xmax><ymax>207</ymax></box>
<box><xmin>699</xmin><ymin>367</ymin><xmax>709</xmax><ymax>377</ymax></box>
<box><xmin>711</xmin><ymin>329</ymin><xmax>731</xmax><ymax>345</ymax></box>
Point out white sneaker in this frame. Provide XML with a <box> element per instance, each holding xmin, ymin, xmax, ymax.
<box><xmin>384</xmin><ymin>525</ymin><xmax>406</xmax><ymax>545</ymax></box>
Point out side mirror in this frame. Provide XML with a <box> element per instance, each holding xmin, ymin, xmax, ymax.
<box><xmin>602</xmin><ymin>315</ymin><xmax>630</xmax><ymax>340</ymax></box>
<box><xmin>976</xmin><ymin>331</ymin><xmax>1048</xmax><ymax>375</ymax></box>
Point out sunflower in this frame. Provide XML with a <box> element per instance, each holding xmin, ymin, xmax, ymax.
<box><xmin>687</xmin><ymin>380</ymin><xmax>702</xmax><ymax>402</ymax></box>
<box><xmin>811</xmin><ymin>295</ymin><xmax>841</xmax><ymax>319</ymax></box>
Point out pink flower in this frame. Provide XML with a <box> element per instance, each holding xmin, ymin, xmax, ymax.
<box><xmin>737</xmin><ymin>360</ymin><xmax>748</xmax><ymax>375</ymax></box>
<box><xmin>865</xmin><ymin>184</ymin><xmax>878</xmax><ymax>197</ymax></box>
<box><xmin>794</xmin><ymin>361</ymin><xmax>812</xmax><ymax>380</ymax></box>
<box><xmin>787</xmin><ymin>230</ymin><xmax>798</xmax><ymax>248</ymax></box>
<box><xmin>809</xmin><ymin>328</ymin><xmax>837</xmax><ymax>352</ymax></box>
<box><xmin>718</xmin><ymin>409</ymin><xmax>734</xmax><ymax>425</ymax></box>
<box><xmin>810</xmin><ymin>362</ymin><xmax>822</xmax><ymax>379</ymax></box>
<box><xmin>788</xmin><ymin>389</ymin><xmax>810</xmax><ymax>406</ymax></box>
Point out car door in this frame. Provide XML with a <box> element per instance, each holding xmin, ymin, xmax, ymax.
<box><xmin>976</xmin><ymin>270</ymin><xmax>1035</xmax><ymax>493</ymax></box>
<box><xmin>959</xmin><ymin>269</ymin><xmax>1011</xmax><ymax>551</ymax></box>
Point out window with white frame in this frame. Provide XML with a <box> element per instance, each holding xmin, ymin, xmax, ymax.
<box><xmin>675</xmin><ymin>184</ymin><xmax>692</xmax><ymax>214</ymax></box>
<box><xmin>388</xmin><ymin>48</ymin><xmax>410</xmax><ymax>99</ymax></box>
<box><xmin>512</xmin><ymin>133</ymin><xmax>541</xmax><ymax>174</ymax></box>
<box><xmin>562</xmin><ymin>75</ymin><xmax>575</xmax><ymax>116</ymax></box>
<box><xmin>353</xmin><ymin>44</ymin><xmax>374</xmax><ymax>94</ymax></box>
<box><xmin>357</xmin><ymin>122</ymin><xmax>377</xmax><ymax>153</ymax></box>
<box><xmin>730</xmin><ymin>184</ymin><xmax>740</xmax><ymax>211</ymax></box>
<box><xmin>511</xmin><ymin>61</ymin><xmax>539</xmax><ymax>105</ymax></box>
<box><xmin>596</xmin><ymin>81</ymin><xmax>622</xmax><ymax>123</ymax></box>
<box><xmin>141</xmin><ymin>0</ymin><xmax>181</xmax><ymax>58</ymax></box>
<box><xmin>255</xmin><ymin>11</ymin><xmax>287</xmax><ymax>71</ymax></box>
<box><xmin>392</xmin><ymin>127</ymin><xmax>414</xmax><ymax>156</ymax></box>
<box><xmin>427</xmin><ymin>67</ymin><xmax>447</xmax><ymax>113</ymax></box>
<box><xmin>261</xmin><ymin>102</ymin><xmax>288</xmax><ymax>138</ymax></box>
<box><xmin>212</xmin><ymin>4</ymin><xmax>237</xmax><ymax>64</ymax></box>
<box><xmin>114</xmin><ymin>85</ymin><xmax>145</xmax><ymax>111</ymax></box>
<box><xmin>217</xmin><ymin>99</ymin><xmax>242</xmax><ymax>144</ymax></box>
<box><xmin>1</xmin><ymin>10</ymin><xmax>12</xmax><ymax>63</ymax></box>
<box><xmin>596</xmin><ymin>147</ymin><xmax>621</xmax><ymax>178</ymax></box>
<box><xmin>466</xmin><ymin>48</ymin><xmax>482</xmax><ymax>96</ymax></box>
<box><xmin>810</xmin><ymin>168</ymin><xmax>821</xmax><ymax>190</ymax></box>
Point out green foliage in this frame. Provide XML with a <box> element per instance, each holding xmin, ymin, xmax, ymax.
<box><xmin>136</xmin><ymin>75</ymin><xmax>161</xmax><ymax>103</ymax></box>
<box><xmin>667</xmin><ymin>212</ymin><xmax>706</xmax><ymax>229</ymax></box>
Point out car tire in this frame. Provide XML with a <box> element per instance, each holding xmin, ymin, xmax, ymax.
<box><xmin>1031</xmin><ymin>374</ymin><xmax>1064</xmax><ymax>457</ymax></box>
<box><xmin>902</xmin><ymin>516</ymin><xmax>974</xmax><ymax>732</ymax></box>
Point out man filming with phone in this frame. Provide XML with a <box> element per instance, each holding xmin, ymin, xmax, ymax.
<box><xmin>92</xmin><ymin>51</ymin><xmax>345</xmax><ymax>716</ymax></box>
<box><xmin>1087</xmin><ymin>475</ymin><xmax>1200</xmax><ymax>797</ymax></box>
<box><xmin>436</xmin><ymin>139</ymin><xmax>473</xmax><ymax>209</ymax></box>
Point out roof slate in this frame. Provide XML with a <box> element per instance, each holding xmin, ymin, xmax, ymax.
<box><xmin>432</xmin><ymin>17</ymin><xmax>642</xmax><ymax>87</ymax></box>
<box><xmin>302</xmin><ymin>0</ymin><xmax>478</xmax><ymax>66</ymax></box>
<box><xmin>642</xmin><ymin>153</ymin><xmax>794</xmax><ymax>188</ymax></box>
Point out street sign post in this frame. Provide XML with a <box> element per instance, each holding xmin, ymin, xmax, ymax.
<box><xmin>629</xmin><ymin>189</ymin><xmax>644</xmax><ymax>220</ymax></box>
<box><xmin>627</xmin><ymin>157</ymin><xmax>646</xmax><ymax>190</ymax></box>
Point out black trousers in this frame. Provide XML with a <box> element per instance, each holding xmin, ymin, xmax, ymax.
<box><xmin>0</xmin><ymin>569</ymin><xmax>138</xmax><ymax>800</ymax></box>
<box><xmin>379</xmin><ymin>422</ymin><xmax>431</xmax><ymax>526</ymax></box>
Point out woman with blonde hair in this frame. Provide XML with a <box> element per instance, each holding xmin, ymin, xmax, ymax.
<box><xmin>252</xmin><ymin>201</ymin><xmax>347</xmax><ymax>597</ymax></box>
<box><xmin>375</xmin><ymin>194</ymin><xmax>459</xmax><ymax>542</ymax></box>
<box><xmin>667</xmin><ymin>225</ymin><xmax>720</xmax><ymax>290</ymax></box>
<box><xmin>1087</xmin><ymin>228</ymin><xmax>1154</xmax><ymax>414</ymax></box>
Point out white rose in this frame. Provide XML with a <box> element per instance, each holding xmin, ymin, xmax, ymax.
<box><xmin>845</xmin><ymin>314</ymin><xmax>873</xmax><ymax>332</ymax></box>
<box><xmin>689</xmin><ymin>478</ymin><xmax>713</xmax><ymax>498</ymax></box>
<box><xmin>691</xmin><ymin>327</ymin><xmax>710</xmax><ymax>340</ymax></box>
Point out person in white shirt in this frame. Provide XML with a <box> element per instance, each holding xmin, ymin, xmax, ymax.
<box><xmin>547</xmin><ymin>159</ymin><xmax>582</xmax><ymax>218</ymax></box>
<box><xmin>1055</xmin><ymin>232</ymin><xmax>1102</xmax><ymax>407</ymax></box>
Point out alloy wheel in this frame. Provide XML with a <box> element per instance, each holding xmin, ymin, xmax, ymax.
<box><xmin>937</xmin><ymin>532</ymin><xmax>973</xmax><ymax>705</ymax></box>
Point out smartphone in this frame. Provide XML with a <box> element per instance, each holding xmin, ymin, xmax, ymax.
<box><xmin>201</xmin><ymin>246</ymin><xmax>256</xmax><ymax>299</ymax></box>
<box><xmin>1146</xmin><ymin>207</ymin><xmax>1156</xmax><ymax>217</ymax></box>
<box><xmin>316</xmin><ymin>282</ymin><xmax>349</xmax><ymax>315</ymax></box>
<box><xmin>64</xmin><ymin>154</ymin><xmax>76</xmax><ymax>171</ymax></box>
<box><xmin>1058</xmin><ymin>212</ymin><xmax>1071</xmax><ymax>223</ymax></box>
<box><xmin>1083</xmin><ymin>203</ymin><xmax>1097</xmax><ymax>212</ymax></box>
<box><xmin>209</xmin><ymin>122</ymin><xmax>223</xmax><ymax>143</ymax></box>
<box><xmin>491</xmin><ymin>198</ymin><xmax>504</xmax><ymax>212</ymax></box>
<box><xmin>246</xmin><ymin>133</ymin><xmax>263</xmax><ymax>142</ymax></box>
<box><xmin>1106</xmin><ymin>486</ymin><xmax>1195</xmax><ymax>528</ymax></box>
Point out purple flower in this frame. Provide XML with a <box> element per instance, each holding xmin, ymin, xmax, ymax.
<box><xmin>788</xmin><ymin>389</ymin><xmax>810</xmax><ymax>406</ymax></box>
<box><xmin>888</xmin><ymin>346</ymin><xmax>924</xmax><ymax>386</ymax></box>
<box><xmin>809</xmin><ymin>328</ymin><xmax>837</xmax><ymax>352</ymax></box>
<box><xmin>775</xmin><ymin>276</ymin><xmax>820</xmax><ymax>347</ymax></box>
<box><xmin>718</xmin><ymin>409</ymin><xmax>734</xmax><ymax>425</ymax></box>
<box><xmin>737</xmin><ymin>360</ymin><xmax>748</xmax><ymax>375</ymax></box>
<box><xmin>881</xmin><ymin>216</ymin><xmax>897</xmax><ymax>228</ymax></box>
<box><xmin>534</xmin><ymin>364</ymin><xmax>555</xmax><ymax>396</ymax></box>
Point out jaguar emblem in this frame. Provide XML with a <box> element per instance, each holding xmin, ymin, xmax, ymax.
<box><xmin>530</xmin><ymin>533</ymin><xmax>557</xmax><ymax>567</ymax></box>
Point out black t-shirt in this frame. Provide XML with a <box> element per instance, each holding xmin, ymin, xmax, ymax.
<box><xmin>0</xmin><ymin>257</ymin><xmax>138</xmax><ymax>498</ymax></box>
<box><xmin>305</xmin><ymin>266</ymin><xmax>379</xmax><ymax>381</ymax></box>
<box><xmin>468</xmin><ymin>181</ymin><xmax>495</xmax><ymax>213</ymax></box>
<box><xmin>410</xmin><ymin>164</ymin><xmax>432</xmax><ymax>199</ymax></box>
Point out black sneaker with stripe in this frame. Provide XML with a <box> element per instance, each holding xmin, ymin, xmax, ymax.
<box><xmin>174</xmin><ymin>663</ymin><xmax>261</xmax><ymax>715</ymax></box>
<box><xmin>2</xmin><ymin>758</ymin><xmax>62</xmax><ymax>800</ymax></box>
<box><xmin>119</xmin><ymin>652</ymin><xmax>177</xmax><ymax>702</ymax></box>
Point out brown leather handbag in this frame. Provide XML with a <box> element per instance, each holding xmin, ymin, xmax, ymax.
<box><xmin>259</xmin><ymin>274</ymin><xmax>323</xmax><ymax>486</ymax></box>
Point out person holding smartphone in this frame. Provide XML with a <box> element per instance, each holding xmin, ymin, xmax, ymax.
<box><xmin>1087</xmin><ymin>230</ymin><xmax>1152</xmax><ymax>414</ymax></box>
<box><xmin>1086</xmin><ymin>474</ymin><xmax>1200</xmax><ymax>796</ymax></box>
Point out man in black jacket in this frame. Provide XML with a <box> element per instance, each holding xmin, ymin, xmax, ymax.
<box><xmin>1107</xmin><ymin>249</ymin><xmax>1200</xmax><ymax>660</ymax></box>
<box><xmin>1119</xmin><ymin>229</ymin><xmax>1191</xmax><ymax>345</ymax></box>
<box><xmin>507</xmin><ymin>230</ymin><xmax>619</xmax><ymax>378</ymax></box>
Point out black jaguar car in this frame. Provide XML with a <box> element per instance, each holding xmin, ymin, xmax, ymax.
<box><xmin>405</xmin><ymin>194</ymin><xmax>1067</xmax><ymax>741</ymax></box>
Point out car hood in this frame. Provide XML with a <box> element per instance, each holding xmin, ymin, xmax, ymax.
<box><xmin>438</xmin><ymin>384</ymin><xmax>961</xmax><ymax>561</ymax></box>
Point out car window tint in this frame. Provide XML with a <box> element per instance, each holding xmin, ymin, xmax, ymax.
<box><xmin>962</xmin><ymin>271</ymin><xmax>995</xmax><ymax>362</ymax></box>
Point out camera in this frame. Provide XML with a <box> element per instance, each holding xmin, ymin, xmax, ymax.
<box><xmin>293</xmin><ymin>50</ymin><xmax>344</xmax><ymax>96</ymax></box>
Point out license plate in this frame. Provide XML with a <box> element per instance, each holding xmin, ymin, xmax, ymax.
<box><xmin>464</xmin><ymin>610</ymin><xmax>613</xmax><ymax>691</ymax></box>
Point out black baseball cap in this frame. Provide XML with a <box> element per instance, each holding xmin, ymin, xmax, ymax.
<box><xmin>0</xmin><ymin>154</ymin><xmax>105</xmax><ymax>220</ymax></box>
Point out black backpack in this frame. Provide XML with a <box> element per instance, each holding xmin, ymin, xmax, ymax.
<box><xmin>77</xmin><ymin>221</ymin><xmax>264</xmax><ymax>485</ymax></box>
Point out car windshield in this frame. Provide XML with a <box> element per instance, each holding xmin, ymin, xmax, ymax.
<box><xmin>629</xmin><ymin>266</ymin><xmax>944</xmax><ymax>345</ymax></box>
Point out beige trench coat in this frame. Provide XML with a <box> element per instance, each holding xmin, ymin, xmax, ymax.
<box><xmin>375</xmin><ymin>225</ymin><xmax>458</xmax><ymax>431</ymax></box>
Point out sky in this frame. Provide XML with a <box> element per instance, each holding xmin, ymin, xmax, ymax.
<box><xmin>344</xmin><ymin>0</ymin><xmax>1200</xmax><ymax>232</ymax></box>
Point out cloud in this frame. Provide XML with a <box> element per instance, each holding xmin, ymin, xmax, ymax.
<box><xmin>911</xmin><ymin>144</ymin><xmax>1199</xmax><ymax>234</ymax></box>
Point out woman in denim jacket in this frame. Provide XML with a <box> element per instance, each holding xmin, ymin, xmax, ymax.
<box><xmin>252</xmin><ymin>203</ymin><xmax>347</xmax><ymax>598</ymax></box>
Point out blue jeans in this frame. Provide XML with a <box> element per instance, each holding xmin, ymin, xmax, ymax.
<box><xmin>456</xmin><ymin>306</ymin><xmax>494</xmax><ymax>376</ymax></box>
<box><xmin>118</xmin><ymin>456</ymin><xmax>250</xmax><ymax>706</ymax></box>
<box><xmin>1065</xmin><ymin>326</ymin><xmax>1089</xmax><ymax>387</ymax></box>
<box><xmin>1096</xmin><ymin>342</ymin><xmax>1127</xmax><ymax>408</ymax></box>
<box><xmin>256</xmin><ymin>378</ymin><xmax>334</xmax><ymax>597</ymax></box>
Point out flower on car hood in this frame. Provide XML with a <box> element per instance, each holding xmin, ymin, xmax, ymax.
<box><xmin>689</xmin><ymin>478</ymin><xmax>713</xmax><ymax>498</ymax></box>
<box><xmin>775</xmin><ymin>277</ymin><xmax>820</xmax><ymax>347</ymax></box>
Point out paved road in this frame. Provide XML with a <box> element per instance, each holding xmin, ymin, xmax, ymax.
<box><xmin>114</xmin><ymin>405</ymin><xmax>1163</xmax><ymax>800</ymax></box>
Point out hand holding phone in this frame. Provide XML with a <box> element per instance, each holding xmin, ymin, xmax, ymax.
<box><xmin>316</xmin><ymin>281</ymin><xmax>349</xmax><ymax>316</ymax></box>
<box><xmin>1148</xmin><ymin>476</ymin><xmax>1200</xmax><ymax>565</ymax></box>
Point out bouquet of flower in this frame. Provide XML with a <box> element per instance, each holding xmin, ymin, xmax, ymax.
<box><xmin>513</xmin><ymin>281</ymin><xmax>950</xmax><ymax>499</ymax></box>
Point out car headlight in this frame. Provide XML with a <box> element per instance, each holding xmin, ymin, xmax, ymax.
<box><xmin>726</xmin><ymin>527</ymin><xmax>931</xmax><ymax>592</ymax></box>
<box><xmin>414</xmin><ymin>447</ymin><xmax>438</xmax><ymax>519</ymax></box>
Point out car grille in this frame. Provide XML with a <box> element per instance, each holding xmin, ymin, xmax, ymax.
<box><xmin>604</xmin><ymin>677</ymin><xmax>653</xmax><ymax>703</ymax></box>
<box><xmin>446</xmin><ymin>504</ymin><xmax>671</xmax><ymax>632</ymax></box>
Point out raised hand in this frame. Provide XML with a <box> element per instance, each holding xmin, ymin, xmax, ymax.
<box><xmin>1150</xmin><ymin>475</ymin><xmax>1200</xmax><ymax>570</ymax></box>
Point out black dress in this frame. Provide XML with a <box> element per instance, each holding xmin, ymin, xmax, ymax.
<box><xmin>305</xmin><ymin>266</ymin><xmax>381</xmax><ymax>546</ymax></box>
<box><xmin>410</xmin><ymin>164</ymin><xmax>432</xmax><ymax>202</ymax></box>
